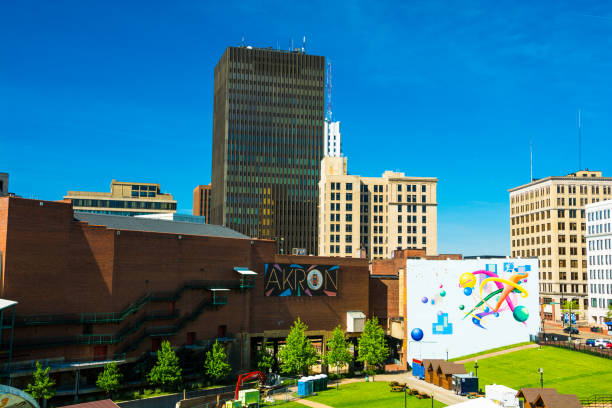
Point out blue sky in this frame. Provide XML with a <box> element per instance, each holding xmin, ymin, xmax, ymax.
<box><xmin>1</xmin><ymin>1</ymin><xmax>611</xmax><ymax>256</ymax></box>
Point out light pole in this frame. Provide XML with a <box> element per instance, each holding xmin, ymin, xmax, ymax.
<box><xmin>539</xmin><ymin>367</ymin><xmax>544</xmax><ymax>388</ymax></box>
<box><xmin>431</xmin><ymin>393</ymin><xmax>434</xmax><ymax>408</ymax></box>
<box><xmin>474</xmin><ymin>360</ymin><xmax>479</xmax><ymax>378</ymax></box>
<box><xmin>403</xmin><ymin>384</ymin><xmax>407</xmax><ymax>408</ymax></box>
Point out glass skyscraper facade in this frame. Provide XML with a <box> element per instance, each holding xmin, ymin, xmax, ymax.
<box><xmin>211</xmin><ymin>46</ymin><xmax>325</xmax><ymax>254</ymax></box>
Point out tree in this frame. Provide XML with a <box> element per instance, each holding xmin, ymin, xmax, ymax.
<box><xmin>25</xmin><ymin>362</ymin><xmax>55</xmax><ymax>407</ymax></box>
<box><xmin>254</xmin><ymin>342</ymin><xmax>275</xmax><ymax>373</ymax></box>
<box><xmin>204</xmin><ymin>340</ymin><xmax>232</xmax><ymax>383</ymax></box>
<box><xmin>96</xmin><ymin>362</ymin><xmax>123</xmax><ymax>397</ymax></box>
<box><xmin>606</xmin><ymin>303</ymin><xmax>612</xmax><ymax>320</ymax></box>
<box><xmin>278</xmin><ymin>317</ymin><xmax>319</xmax><ymax>376</ymax></box>
<box><xmin>147</xmin><ymin>340</ymin><xmax>182</xmax><ymax>390</ymax></box>
<box><xmin>561</xmin><ymin>300</ymin><xmax>580</xmax><ymax>321</ymax></box>
<box><xmin>357</xmin><ymin>317</ymin><xmax>388</xmax><ymax>380</ymax></box>
<box><xmin>324</xmin><ymin>326</ymin><xmax>352</xmax><ymax>387</ymax></box>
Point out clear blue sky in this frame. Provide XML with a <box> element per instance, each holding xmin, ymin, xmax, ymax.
<box><xmin>2</xmin><ymin>1</ymin><xmax>611</xmax><ymax>256</ymax></box>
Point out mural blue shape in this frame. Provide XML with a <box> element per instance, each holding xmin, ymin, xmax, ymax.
<box><xmin>432</xmin><ymin>313</ymin><xmax>453</xmax><ymax>335</ymax></box>
<box><xmin>486</xmin><ymin>264</ymin><xmax>497</xmax><ymax>273</ymax></box>
<box><xmin>503</xmin><ymin>262</ymin><xmax>514</xmax><ymax>273</ymax></box>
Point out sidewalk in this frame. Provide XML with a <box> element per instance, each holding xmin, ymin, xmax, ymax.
<box><xmin>454</xmin><ymin>343</ymin><xmax>539</xmax><ymax>363</ymax></box>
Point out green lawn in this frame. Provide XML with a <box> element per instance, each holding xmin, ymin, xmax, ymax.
<box><xmin>462</xmin><ymin>346</ymin><xmax>612</xmax><ymax>399</ymax></box>
<box><xmin>302</xmin><ymin>381</ymin><xmax>446</xmax><ymax>408</ymax></box>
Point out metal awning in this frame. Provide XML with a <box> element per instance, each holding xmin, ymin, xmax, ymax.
<box><xmin>0</xmin><ymin>299</ymin><xmax>18</xmax><ymax>312</ymax></box>
<box><xmin>210</xmin><ymin>288</ymin><xmax>231</xmax><ymax>291</ymax></box>
<box><xmin>234</xmin><ymin>267</ymin><xmax>257</xmax><ymax>275</ymax></box>
<box><xmin>347</xmin><ymin>311</ymin><xmax>366</xmax><ymax>319</ymax></box>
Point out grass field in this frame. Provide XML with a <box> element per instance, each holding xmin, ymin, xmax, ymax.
<box><xmin>462</xmin><ymin>346</ymin><xmax>612</xmax><ymax>399</ymax></box>
<box><xmin>303</xmin><ymin>382</ymin><xmax>446</xmax><ymax>408</ymax></box>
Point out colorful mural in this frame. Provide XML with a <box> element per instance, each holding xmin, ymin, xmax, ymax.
<box><xmin>264</xmin><ymin>263</ymin><xmax>339</xmax><ymax>296</ymax></box>
<box><xmin>405</xmin><ymin>259</ymin><xmax>539</xmax><ymax>362</ymax></box>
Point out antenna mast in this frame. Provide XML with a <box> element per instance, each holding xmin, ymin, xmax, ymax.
<box><xmin>578</xmin><ymin>108</ymin><xmax>582</xmax><ymax>170</ymax></box>
<box><xmin>326</xmin><ymin>62</ymin><xmax>332</xmax><ymax>122</ymax></box>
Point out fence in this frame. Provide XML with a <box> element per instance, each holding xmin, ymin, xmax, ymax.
<box><xmin>117</xmin><ymin>385</ymin><xmax>236</xmax><ymax>408</ymax></box>
<box><xmin>580</xmin><ymin>394</ymin><xmax>612</xmax><ymax>408</ymax></box>
<box><xmin>537</xmin><ymin>339</ymin><xmax>612</xmax><ymax>359</ymax></box>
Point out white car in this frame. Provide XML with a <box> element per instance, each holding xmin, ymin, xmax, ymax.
<box><xmin>594</xmin><ymin>339</ymin><xmax>610</xmax><ymax>348</ymax></box>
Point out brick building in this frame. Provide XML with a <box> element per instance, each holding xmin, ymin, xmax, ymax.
<box><xmin>0</xmin><ymin>197</ymin><xmax>369</xmax><ymax>395</ymax></box>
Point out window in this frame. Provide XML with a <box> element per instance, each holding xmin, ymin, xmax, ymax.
<box><xmin>422</xmin><ymin>216</ymin><xmax>427</xmax><ymax>223</ymax></box>
<box><xmin>398</xmin><ymin>215</ymin><xmax>402</xmax><ymax>223</ymax></box>
<box><xmin>346</xmin><ymin>214</ymin><xmax>352</xmax><ymax>222</ymax></box>
<box><xmin>422</xmin><ymin>195</ymin><xmax>426</xmax><ymax>202</ymax></box>
<box><xmin>346</xmin><ymin>203</ymin><xmax>352</xmax><ymax>211</ymax></box>
<box><xmin>346</xmin><ymin>245</ymin><xmax>352</xmax><ymax>254</ymax></box>
<box><xmin>397</xmin><ymin>195</ymin><xmax>402</xmax><ymax>202</ymax></box>
<box><xmin>345</xmin><ymin>224</ymin><xmax>352</xmax><ymax>232</ymax></box>
<box><xmin>346</xmin><ymin>193</ymin><xmax>353</xmax><ymax>201</ymax></box>
<box><xmin>398</xmin><ymin>226</ymin><xmax>402</xmax><ymax>233</ymax></box>
<box><xmin>422</xmin><ymin>226</ymin><xmax>426</xmax><ymax>234</ymax></box>
<box><xmin>346</xmin><ymin>235</ymin><xmax>352</xmax><ymax>243</ymax></box>
<box><xmin>346</xmin><ymin>183</ymin><xmax>352</xmax><ymax>190</ymax></box>
<box><xmin>422</xmin><ymin>185</ymin><xmax>426</xmax><ymax>192</ymax></box>
<box><xmin>398</xmin><ymin>185</ymin><xmax>402</xmax><ymax>192</ymax></box>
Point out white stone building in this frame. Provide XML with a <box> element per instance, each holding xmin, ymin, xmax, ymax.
<box><xmin>586</xmin><ymin>199</ymin><xmax>612</xmax><ymax>325</ymax></box>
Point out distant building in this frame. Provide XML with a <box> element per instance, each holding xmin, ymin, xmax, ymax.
<box><xmin>64</xmin><ymin>179</ymin><xmax>177</xmax><ymax>216</ymax></box>
<box><xmin>210</xmin><ymin>45</ymin><xmax>325</xmax><ymax>254</ymax></box>
<box><xmin>136</xmin><ymin>212</ymin><xmax>207</xmax><ymax>224</ymax></box>
<box><xmin>0</xmin><ymin>172</ymin><xmax>8</xmax><ymax>196</ymax></box>
<box><xmin>324</xmin><ymin>121</ymin><xmax>341</xmax><ymax>157</ymax></box>
<box><xmin>193</xmin><ymin>184</ymin><xmax>211</xmax><ymax>223</ymax></box>
<box><xmin>586</xmin><ymin>199</ymin><xmax>612</xmax><ymax>325</ymax></box>
<box><xmin>318</xmin><ymin>156</ymin><xmax>438</xmax><ymax>259</ymax></box>
<box><xmin>509</xmin><ymin>170</ymin><xmax>612</xmax><ymax>322</ymax></box>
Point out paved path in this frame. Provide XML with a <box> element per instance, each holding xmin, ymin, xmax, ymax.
<box><xmin>454</xmin><ymin>343</ymin><xmax>539</xmax><ymax>363</ymax></box>
<box><xmin>295</xmin><ymin>399</ymin><xmax>333</xmax><ymax>408</ymax></box>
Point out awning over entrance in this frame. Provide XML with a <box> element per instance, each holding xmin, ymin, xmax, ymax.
<box><xmin>234</xmin><ymin>267</ymin><xmax>257</xmax><ymax>275</ymax></box>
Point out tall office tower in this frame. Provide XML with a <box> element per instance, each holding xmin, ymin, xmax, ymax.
<box><xmin>586</xmin><ymin>199</ymin><xmax>612</xmax><ymax>325</ymax></box>
<box><xmin>319</xmin><ymin>157</ymin><xmax>438</xmax><ymax>260</ymax></box>
<box><xmin>211</xmin><ymin>46</ymin><xmax>325</xmax><ymax>254</ymax></box>
<box><xmin>193</xmin><ymin>184</ymin><xmax>211</xmax><ymax>223</ymax></box>
<box><xmin>324</xmin><ymin>121</ymin><xmax>341</xmax><ymax>157</ymax></box>
<box><xmin>509</xmin><ymin>170</ymin><xmax>612</xmax><ymax>323</ymax></box>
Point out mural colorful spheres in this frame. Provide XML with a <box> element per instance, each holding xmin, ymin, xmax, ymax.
<box><xmin>411</xmin><ymin>328</ymin><xmax>424</xmax><ymax>341</ymax></box>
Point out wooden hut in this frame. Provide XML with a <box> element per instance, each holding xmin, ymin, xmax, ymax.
<box><xmin>437</xmin><ymin>362</ymin><xmax>467</xmax><ymax>390</ymax></box>
<box><xmin>516</xmin><ymin>388</ymin><xmax>582</xmax><ymax>408</ymax></box>
<box><xmin>423</xmin><ymin>359</ymin><xmax>445</xmax><ymax>384</ymax></box>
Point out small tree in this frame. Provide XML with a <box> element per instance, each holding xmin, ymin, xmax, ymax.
<box><xmin>204</xmin><ymin>340</ymin><xmax>232</xmax><ymax>383</ymax></box>
<box><xmin>255</xmin><ymin>342</ymin><xmax>275</xmax><ymax>373</ymax></box>
<box><xmin>25</xmin><ymin>362</ymin><xmax>55</xmax><ymax>407</ymax></box>
<box><xmin>324</xmin><ymin>326</ymin><xmax>352</xmax><ymax>387</ymax></box>
<box><xmin>147</xmin><ymin>340</ymin><xmax>182</xmax><ymax>390</ymax></box>
<box><xmin>357</xmin><ymin>317</ymin><xmax>388</xmax><ymax>380</ymax></box>
<box><xmin>96</xmin><ymin>362</ymin><xmax>123</xmax><ymax>397</ymax></box>
<box><xmin>278</xmin><ymin>317</ymin><xmax>319</xmax><ymax>376</ymax></box>
<box><xmin>561</xmin><ymin>300</ymin><xmax>580</xmax><ymax>323</ymax></box>
<box><xmin>606</xmin><ymin>303</ymin><xmax>612</xmax><ymax>320</ymax></box>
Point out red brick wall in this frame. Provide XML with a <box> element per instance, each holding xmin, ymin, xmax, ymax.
<box><xmin>0</xmin><ymin>197</ymin><xmax>370</xmax><ymax>364</ymax></box>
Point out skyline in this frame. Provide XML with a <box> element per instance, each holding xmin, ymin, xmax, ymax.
<box><xmin>2</xmin><ymin>1</ymin><xmax>612</xmax><ymax>256</ymax></box>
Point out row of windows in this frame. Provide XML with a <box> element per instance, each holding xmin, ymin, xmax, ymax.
<box><xmin>588</xmin><ymin>239</ymin><xmax>611</xmax><ymax>251</ymax></box>
<box><xmin>589</xmin><ymin>269</ymin><xmax>612</xmax><ymax>280</ymax></box>
<box><xmin>588</xmin><ymin>208</ymin><xmax>611</xmax><ymax>221</ymax></box>
<box><xmin>540</xmin><ymin>283</ymin><xmax>589</xmax><ymax>298</ymax></box>
<box><xmin>590</xmin><ymin>284</ymin><xmax>612</xmax><ymax>295</ymax></box>
<box><xmin>330</xmin><ymin>183</ymin><xmax>352</xmax><ymax>190</ymax></box>
<box><xmin>131</xmin><ymin>185</ymin><xmax>157</xmax><ymax>191</ymax></box>
<box><xmin>589</xmin><ymin>255</ymin><xmax>612</xmax><ymax>266</ymax></box>
<box><xmin>588</xmin><ymin>223</ymin><xmax>611</xmax><ymax>235</ymax></box>
<box><xmin>591</xmin><ymin>298</ymin><xmax>612</xmax><ymax>309</ymax></box>
<box><xmin>511</xmin><ymin>248</ymin><xmax>587</xmax><ymax>259</ymax></box>
<box><xmin>396</xmin><ymin>195</ymin><xmax>427</xmax><ymax>203</ymax></box>
<box><xmin>398</xmin><ymin>184</ymin><xmax>427</xmax><ymax>193</ymax></box>
<box><xmin>72</xmin><ymin>199</ymin><xmax>176</xmax><ymax>211</ymax></box>
<box><xmin>557</xmin><ymin>271</ymin><xmax>587</xmax><ymax>280</ymax></box>
<box><xmin>329</xmin><ymin>245</ymin><xmax>351</xmax><ymax>254</ymax></box>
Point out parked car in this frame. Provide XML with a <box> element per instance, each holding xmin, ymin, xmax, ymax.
<box><xmin>606</xmin><ymin>342</ymin><xmax>612</xmax><ymax>349</ymax></box>
<box><xmin>586</xmin><ymin>338</ymin><xmax>596</xmax><ymax>346</ymax></box>
<box><xmin>563</xmin><ymin>326</ymin><xmax>579</xmax><ymax>335</ymax></box>
<box><xmin>594</xmin><ymin>339</ymin><xmax>610</xmax><ymax>348</ymax></box>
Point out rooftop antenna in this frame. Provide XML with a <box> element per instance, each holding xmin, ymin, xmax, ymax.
<box><xmin>302</xmin><ymin>35</ymin><xmax>306</xmax><ymax>52</ymax></box>
<box><xmin>241</xmin><ymin>35</ymin><xmax>245</xmax><ymax>47</ymax></box>
<box><xmin>291</xmin><ymin>38</ymin><xmax>293</xmax><ymax>51</ymax></box>
<box><xmin>326</xmin><ymin>61</ymin><xmax>332</xmax><ymax>122</ymax></box>
<box><xmin>578</xmin><ymin>108</ymin><xmax>582</xmax><ymax>171</ymax></box>
<box><xmin>530</xmin><ymin>137</ymin><xmax>533</xmax><ymax>181</ymax></box>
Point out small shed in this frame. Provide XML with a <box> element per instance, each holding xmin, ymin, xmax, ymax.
<box><xmin>452</xmin><ymin>373</ymin><xmax>478</xmax><ymax>395</ymax></box>
<box><xmin>533</xmin><ymin>393</ymin><xmax>581</xmax><ymax>408</ymax></box>
<box><xmin>437</xmin><ymin>362</ymin><xmax>467</xmax><ymax>390</ymax></box>
<box><xmin>423</xmin><ymin>359</ymin><xmax>445</xmax><ymax>385</ymax></box>
<box><xmin>515</xmin><ymin>388</ymin><xmax>570</xmax><ymax>408</ymax></box>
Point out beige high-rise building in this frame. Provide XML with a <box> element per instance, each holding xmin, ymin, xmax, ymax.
<box><xmin>319</xmin><ymin>157</ymin><xmax>437</xmax><ymax>260</ymax></box>
<box><xmin>64</xmin><ymin>180</ymin><xmax>177</xmax><ymax>216</ymax></box>
<box><xmin>509</xmin><ymin>170</ymin><xmax>612</xmax><ymax>322</ymax></box>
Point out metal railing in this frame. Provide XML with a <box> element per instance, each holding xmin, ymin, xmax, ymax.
<box><xmin>537</xmin><ymin>339</ymin><xmax>612</xmax><ymax>359</ymax></box>
<box><xmin>580</xmin><ymin>394</ymin><xmax>612</xmax><ymax>407</ymax></box>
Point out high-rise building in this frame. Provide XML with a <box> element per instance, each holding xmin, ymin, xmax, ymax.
<box><xmin>318</xmin><ymin>157</ymin><xmax>438</xmax><ymax>260</ymax></box>
<box><xmin>509</xmin><ymin>170</ymin><xmax>612</xmax><ymax>322</ymax></box>
<box><xmin>585</xmin><ymin>199</ymin><xmax>612</xmax><ymax>325</ymax></box>
<box><xmin>211</xmin><ymin>46</ymin><xmax>325</xmax><ymax>254</ymax></box>
<box><xmin>324</xmin><ymin>121</ymin><xmax>341</xmax><ymax>157</ymax></box>
<box><xmin>0</xmin><ymin>172</ymin><xmax>8</xmax><ymax>196</ymax></box>
<box><xmin>64</xmin><ymin>180</ymin><xmax>177</xmax><ymax>216</ymax></box>
<box><xmin>193</xmin><ymin>184</ymin><xmax>211</xmax><ymax>223</ymax></box>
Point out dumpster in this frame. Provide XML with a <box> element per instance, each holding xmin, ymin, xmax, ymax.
<box><xmin>412</xmin><ymin>359</ymin><xmax>425</xmax><ymax>379</ymax></box>
<box><xmin>452</xmin><ymin>374</ymin><xmax>478</xmax><ymax>396</ymax></box>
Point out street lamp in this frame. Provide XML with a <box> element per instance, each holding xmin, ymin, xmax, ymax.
<box><xmin>539</xmin><ymin>367</ymin><xmax>544</xmax><ymax>388</ymax></box>
<box><xmin>474</xmin><ymin>360</ymin><xmax>479</xmax><ymax>378</ymax></box>
<box><xmin>403</xmin><ymin>384</ymin><xmax>407</xmax><ymax>408</ymax></box>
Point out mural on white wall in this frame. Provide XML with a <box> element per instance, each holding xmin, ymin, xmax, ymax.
<box><xmin>405</xmin><ymin>259</ymin><xmax>540</xmax><ymax>363</ymax></box>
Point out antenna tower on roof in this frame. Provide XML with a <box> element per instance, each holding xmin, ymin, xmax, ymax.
<box><xmin>578</xmin><ymin>108</ymin><xmax>582</xmax><ymax>170</ymax></box>
<box><xmin>326</xmin><ymin>61</ymin><xmax>332</xmax><ymax>122</ymax></box>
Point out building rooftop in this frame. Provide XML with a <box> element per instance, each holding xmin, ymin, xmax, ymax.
<box><xmin>74</xmin><ymin>212</ymin><xmax>249</xmax><ymax>239</ymax></box>
<box><xmin>509</xmin><ymin>170</ymin><xmax>611</xmax><ymax>192</ymax></box>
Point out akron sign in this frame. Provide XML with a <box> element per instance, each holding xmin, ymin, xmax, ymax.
<box><xmin>264</xmin><ymin>263</ymin><xmax>339</xmax><ymax>296</ymax></box>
